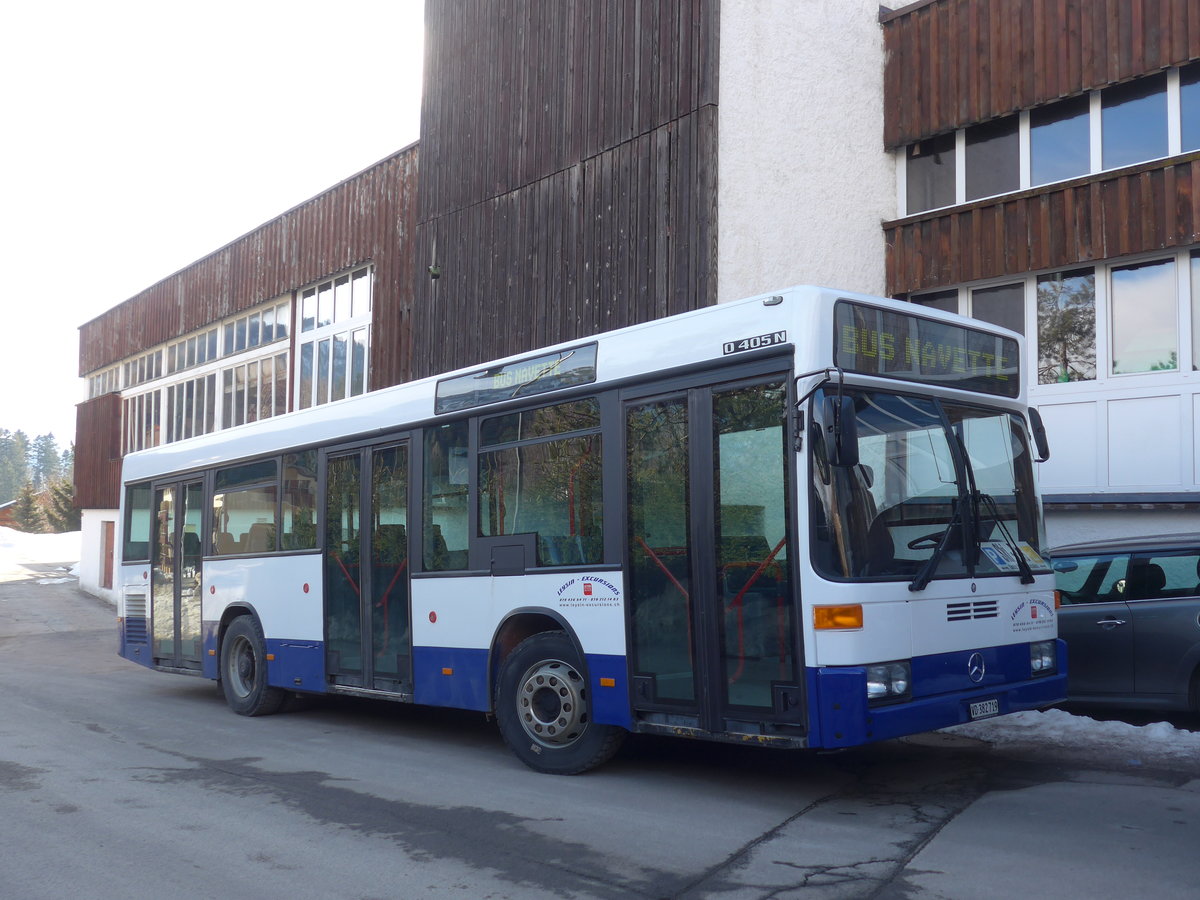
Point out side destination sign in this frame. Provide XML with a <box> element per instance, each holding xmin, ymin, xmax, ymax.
<box><xmin>834</xmin><ymin>300</ymin><xmax>1020</xmax><ymax>398</ymax></box>
<box><xmin>436</xmin><ymin>343</ymin><xmax>599</xmax><ymax>413</ymax></box>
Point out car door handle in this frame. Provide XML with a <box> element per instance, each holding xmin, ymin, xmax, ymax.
<box><xmin>1095</xmin><ymin>618</ymin><xmax>1127</xmax><ymax>629</ymax></box>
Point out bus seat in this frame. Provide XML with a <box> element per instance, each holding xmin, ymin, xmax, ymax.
<box><xmin>214</xmin><ymin>532</ymin><xmax>237</xmax><ymax>555</ymax></box>
<box><xmin>245</xmin><ymin>522</ymin><xmax>276</xmax><ymax>553</ymax></box>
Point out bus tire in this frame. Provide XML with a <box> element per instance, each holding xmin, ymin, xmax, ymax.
<box><xmin>495</xmin><ymin>631</ymin><xmax>625</xmax><ymax>775</ymax></box>
<box><xmin>220</xmin><ymin>615</ymin><xmax>286</xmax><ymax>717</ymax></box>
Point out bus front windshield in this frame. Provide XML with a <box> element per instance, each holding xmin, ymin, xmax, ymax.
<box><xmin>810</xmin><ymin>389</ymin><xmax>1050</xmax><ymax>587</ymax></box>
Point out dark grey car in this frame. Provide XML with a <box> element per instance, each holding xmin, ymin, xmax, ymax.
<box><xmin>1050</xmin><ymin>533</ymin><xmax>1200</xmax><ymax>713</ymax></box>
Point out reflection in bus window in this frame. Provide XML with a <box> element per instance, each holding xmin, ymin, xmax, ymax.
<box><xmin>479</xmin><ymin>435</ymin><xmax>602</xmax><ymax>566</ymax></box>
<box><xmin>423</xmin><ymin>421</ymin><xmax>469</xmax><ymax>570</ymax></box>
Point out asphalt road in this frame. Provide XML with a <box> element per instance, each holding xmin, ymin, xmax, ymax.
<box><xmin>2</xmin><ymin>566</ymin><xmax>1199</xmax><ymax>899</ymax></box>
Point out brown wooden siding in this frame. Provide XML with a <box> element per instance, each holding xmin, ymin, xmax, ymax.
<box><xmin>74</xmin><ymin>393</ymin><xmax>123</xmax><ymax>510</ymax></box>
<box><xmin>412</xmin><ymin>0</ymin><xmax>719</xmax><ymax>378</ymax></box>
<box><xmin>885</xmin><ymin>152</ymin><xmax>1200</xmax><ymax>294</ymax></box>
<box><xmin>883</xmin><ymin>0</ymin><xmax>1200</xmax><ymax>148</ymax></box>
<box><xmin>78</xmin><ymin>147</ymin><xmax>419</xmax><ymax>379</ymax></box>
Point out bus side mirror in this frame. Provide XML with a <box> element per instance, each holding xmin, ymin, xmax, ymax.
<box><xmin>817</xmin><ymin>395</ymin><xmax>859</xmax><ymax>468</ymax></box>
<box><xmin>1028</xmin><ymin>407</ymin><xmax>1050</xmax><ymax>462</ymax></box>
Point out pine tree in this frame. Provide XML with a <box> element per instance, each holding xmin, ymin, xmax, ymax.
<box><xmin>31</xmin><ymin>433</ymin><xmax>61</xmax><ymax>491</ymax></box>
<box><xmin>0</xmin><ymin>429</ymin><xmax>30</xmax><ymax>504</ymax></box>
<box><xmin>11</xmin><ymin>482</ymin><xmax>45</xmax><ymax>533</ymax></box>
<box><xmin>44</xmin><ymin>477</ymin><xmax>81</xmax><ymax>533</ymax></box>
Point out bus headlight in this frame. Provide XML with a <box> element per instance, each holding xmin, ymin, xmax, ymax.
<box><xmin>1030</xmin><ymin>640</ymin><xmax>1057</xmax><ymax>676</ymax></box>
<box><xmin>866</xmin><ymin>661</ymin><xmax>911</xmax><ymax>702</ymax></box>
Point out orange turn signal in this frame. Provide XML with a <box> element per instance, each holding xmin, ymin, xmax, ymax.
<box><xmin>1053</xmin><ymin>590</ymin><xmax>1062</xmax><ymax>609</ymax></box>
<box><xmin>599</xmin><ymin>677</ymin><xmax>616</xmax><ymax>687</ymax></box>
<box><xmin>813</xmin><ymin>604</ymin><xmax>864</xmax><ymax>630</ymax></box>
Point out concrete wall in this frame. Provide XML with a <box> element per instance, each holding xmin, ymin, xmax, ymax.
<box><xmin>78</xmin><ymin>508</ymin><xmax>118</xmax><ymax>606</ymax></box>
<box><xmin>717</xmin><ymin>0</ymin><xmax>895</xmax><ymax>302</ymax></box>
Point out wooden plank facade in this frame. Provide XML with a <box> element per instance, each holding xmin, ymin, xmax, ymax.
<box><xmin>883</xmin><ymin>0</ymin><xmax>1200</xmax><ymax>149</ymax></box>
<box><xmin>78</xmin><ymin>147</ymin><xmax>419</xmax><ymax>381</ymax></box>
<box><xmin>75</xmin><ymin>1</ymin><xmax>718</xmax><ymax>509</ymax></box>
<box><xmin>73</xmin><ymin>393</ymin><xmax>122</xmax><ymax>510</ymax></box>
<box><xmin>410</xmin><ymin>0</ymin><xmax>718</xmax><ymax>379</ymax></box>
<box><xmin>886</xmin><ymin>152</ymin><xmax>1200</xmax><ymax>292</ymax></box>
<box><xmin>883</xmin><ymin>0</ymin><xmax>1200</xmax><ymax>295</ymax></box>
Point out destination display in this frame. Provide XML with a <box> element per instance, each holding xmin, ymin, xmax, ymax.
<box><xmin>833</xmin><ymin>301</ymin><xmax>1020</xmax><ymax>398</ymax></box>
<box><xmin>435</xmin><ymin>344</ymin><xmax>599</xmax><ymax>413</ymax></box>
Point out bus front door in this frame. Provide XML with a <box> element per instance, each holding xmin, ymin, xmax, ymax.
<box><xmin>625</xmin><ymin>376</ymin><xmax>801</xmax><ymax>733</ymax></box>
<box><xmin>324</xmin><ymin>442</ymin><xmax>411</xmax><ymax>693</ymax></box>
<box><xmin>151</xmin><ymin>480</ymin><xmax>204</xmax><ymax>671</ymax></box>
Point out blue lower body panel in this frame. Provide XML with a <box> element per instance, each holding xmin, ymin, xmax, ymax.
<box><xmin>413</xmin><ymin>646</ymin><xmax>490</xmax><ymax>711</ymax></box>
<box><xmin>810</xmin><ymin>640</ymin><xmax>1068</xmax><ymax>748</ymax></box>
<box><xmin>585</xmin><ymin>653</ymin><xmax>632</xmax><ymax>729</ymax></box>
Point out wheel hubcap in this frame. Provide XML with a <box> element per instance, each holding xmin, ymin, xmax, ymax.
<box><xmin>229</xmin><ymin>636</ymin><xmax>254</xmax><ymax>698</ymax></box>
<box><xmin>516</xmin><ymin>658</ymin><xmax>587</xmax><ymax>748</ymax></box>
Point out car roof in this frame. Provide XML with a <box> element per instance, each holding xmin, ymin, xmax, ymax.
<box><xmin>1048</xmin><ymin>532</ymin><xmax>1200</xmax><ymax>557</ymax></box>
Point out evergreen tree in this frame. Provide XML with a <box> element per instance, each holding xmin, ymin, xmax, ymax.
<box><xmin>11</xmin><ymin>482</ymin><xmax>45</xmax><ymax>533</ymax></box>
<box><xmin>60</xmin><ymin>444</ymin><xmax>75</xmax><ymax>483</ymax></box>
<box><xmin>0</xmin><ymin>429</ymin><xmax>31</xmax><ymax>504</ymax></box>
<box><xmin>44</xmin><ymin>478</ymin><xmax>81</xmax><ymax>533</ymax></box>
<box><xmin>31</xmin><ymin>433</ymin><xmax>61</xmax><ymax>490</ymax></box>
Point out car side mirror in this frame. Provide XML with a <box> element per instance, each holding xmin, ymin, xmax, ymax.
<box><xmin>816</xmin><ymin>395</ymin><xmax>859</xmax><ymax>468</ymax></box>
<box><xmin>1028</xmin><ymin>407</ymin><xmax>1050</xmax><ymax>462</ymax></box>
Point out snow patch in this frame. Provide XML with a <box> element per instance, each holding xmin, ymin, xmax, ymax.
<box><xmin>0</xmin><ymin>526</ymin><xmax>82</xmax><ymax>580</ymax></box>
<box><xmin>946</xmin><ymin>708</ymin><xmax>1200</xmax><ymax>760</ymax></box>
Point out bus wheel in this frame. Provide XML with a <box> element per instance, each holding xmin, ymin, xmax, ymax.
<box><xmin>220</xmin><ymin>615</ymin><xmax>286</xmax><ymax>717</ymax></box>
<box><xmin>495</xmin><ymin>631</ymin><xmax>625</xmax><ymax>775</ymax></box>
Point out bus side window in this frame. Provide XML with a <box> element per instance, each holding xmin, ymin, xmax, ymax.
<box><xmin>423</xmin><ymin>421</ymin><xmax>469</xmax><ymax>571</ymax></box>
<box><xmin>122</xmin><ymin>482</ymin><xmax>153</xmax><ymax>562</ymax></box>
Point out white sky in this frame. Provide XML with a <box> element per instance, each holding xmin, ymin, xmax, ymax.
<box><xmin>0</xmin><ymin>0</ymin><xmax>424</xmax><ymax>445</ymax></box>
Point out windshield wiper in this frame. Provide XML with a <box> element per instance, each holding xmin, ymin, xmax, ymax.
<box><xmin>975</xmin><ymin>492</ymin><xmax>1036</xmax><ymax>585</ymax></box>
<box><xmin>908</xmin><ymin>494</ymin><xmax>967</xmax><ymax>593</ymax></box>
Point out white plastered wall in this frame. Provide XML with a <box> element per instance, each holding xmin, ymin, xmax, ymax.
<box><xmin>79</xmin><ymin>508</ymin><xmax>118</xmax><ymax>605</ymax></box>
<box><xmin>718</xmin><ymin>0</ymin><xmax>897</xmax><ymax>302</ymax></box>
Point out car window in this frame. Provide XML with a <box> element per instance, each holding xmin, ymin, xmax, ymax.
<box><xmin>1129</xmin><ymin>551</ymin><xmax>1200</xmax><ymax>601</ymax></box>
<box><xmin>1052</xmin><ymin>552</ymin><xmax>1129</xmax><ymax>604</ymax></box>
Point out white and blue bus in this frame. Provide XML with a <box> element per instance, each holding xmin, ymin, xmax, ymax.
<box><xmin>116</xmin><ymin>285</ymin><xmax>1065</xmax><ymax>773</ymax></box>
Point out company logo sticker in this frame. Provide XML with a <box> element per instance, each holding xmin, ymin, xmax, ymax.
<box><xmin>556</xmin><ymin>576</ymin><xmax>620</xmax><ymax>609</ymax></box>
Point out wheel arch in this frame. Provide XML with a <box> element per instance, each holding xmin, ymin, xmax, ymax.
<box><xmin>216</xmin><ymin>602</ymin><xmax>264</xmax><ymax>662</ymax></box>
<box><xmin>489</xmin><ymin>607</ymin><xmax>586</xmax><ymax>712</ymax></box>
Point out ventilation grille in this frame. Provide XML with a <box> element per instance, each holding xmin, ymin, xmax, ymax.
<box><xmin>947</xmin><ymin>599</ymin><xmax>998</xmax><ymax>622</ymax></box>
<box><xmin>124</xmin><ymin>591</ymin><xmax>148</xmax><ymax>643</ymax></box>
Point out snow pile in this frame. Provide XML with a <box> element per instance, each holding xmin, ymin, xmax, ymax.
<box><xmin>948</xmin><ymin>707</ymin><xmax>1200</xmax><ymax>761</ymax></box>
<box><xmin>0</xmin><ymin>526</ymin><xmax>82</xmax><ymax>580</ymax></box>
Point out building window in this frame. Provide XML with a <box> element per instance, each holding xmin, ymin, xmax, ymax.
<box><xmin>1191</xmin><ymin>252</ymin><xmax>1200</xmax><ymax>371</ymax></box>
<box><xmin>911</xmin><ymin>289</ymin><xmax>958</xmax><ymax>314</ymax></box>
<box><xmin>1181</xmin><ymin>63</ymin><xmax>1200</xmax><ymax>152</ymax></box>
<box><xmin>221</xmin><ymin>301</ymin><xmax>289</xmax><ymax>359</ymax></box>
<box><xmin>166</xmin><ymin>373</ymin><xmax>218</xmax><ymax>443</ymax></box>
<box><xmin>965</xmin><ymin>115</ymin><xmax>1019</xmax><ymax>201</ymax></box>
<box><xmin>88</xmin><ymin>366</ymin><xmax>120</xmax><ymax>399</ymax></box>
<box><xmin>971</xmin><ymin>283</ymin><xmax>1025</xmax><ymax>335</ymax></box>
<box><xmin>1030</xmin><ymin>94</ymin><xmax>1091</xmax><ymax>187</ymax></box>
<box><xmin>167</xmin><ymin>329</ymin><xmax>218</xmax><ymax>375</ymax></box>
<box><xmin>1101</xmin><ymin>73</ymin><xmax>1168</xmax><ymax>170</ymax></box>
<box><xmin>124</xmin><ymin>350</ymin><xmax>163</xmax><ymax>389</ymax></box>
<box><xmin>1110</xmin><ymin>259</ymin><xmax>1177</xmax><ymax>375</ymax></box>
<box><xmin>902</xmin><ymin>65</ymin><xmax>1197</xmax><ymax>213</ymax></box>
<box><xmin>297</xmin><ymin>266</ymin><xmax>372</xmax><ymax>410</ymax></box>
<box><xmin>1037</xmin><ymin>269</ymin><xmax>1096</xmax><ymax>384</ymax></box>
<box><xmin>906</xmin><ymin>133</ymin><xmax>956</xmax><ymax>214</ymax></box>
<box><xmin>122</xmin><ymin>391</ymin><xmax>162</xmax><ymax>453</ymax></box>
<box><xmin>221</xmin><ymin>352</ymin><xmax>288</xmax><ymax>429</ymax></box>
